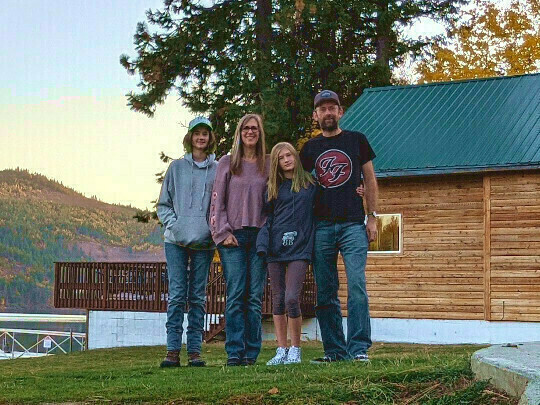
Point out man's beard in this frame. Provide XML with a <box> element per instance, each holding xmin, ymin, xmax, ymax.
<box><xmin>321</xmin><ymin>117</ymin><xmax>338</xmax><ymax>131</ymax></box>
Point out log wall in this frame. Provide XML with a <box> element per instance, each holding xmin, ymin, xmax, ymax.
<box><xmin>337</xmin><ymin>170</ymin><xmax>540</xmax><ymax>322</ymax></box>
<box><xmin>489</xmin><ymin>172</ymin><xmax>540</xmax><ymax>321</ymax></box>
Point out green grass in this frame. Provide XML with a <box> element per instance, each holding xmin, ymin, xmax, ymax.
<box><xmin>0</xmin><ymin>342</ymin><xmax>516</xmax><ymax>404</ymax></box>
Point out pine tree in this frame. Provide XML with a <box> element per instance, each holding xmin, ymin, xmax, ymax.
<box><xmin>121</xmin><ymin>0</ymin><xmax>463</xmax><ymax>156</ymax></box>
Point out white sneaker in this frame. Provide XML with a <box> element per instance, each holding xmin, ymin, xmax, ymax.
<box><xmin>353</xmin><ymin>353</ymin><xmax>370</xmax><ymax>362</ymax></box>
<box><xmin>284</xmin><ymin>346</ymin><xmax>301</xmax><ymax>364</ymax></box>
<box><xmin>266</xmin><ymin>347</ymin><xmax>288</xmax><ymax>366</ymax></box>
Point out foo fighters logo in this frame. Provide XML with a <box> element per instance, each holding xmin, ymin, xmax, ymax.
<box><xmin>315</xmin><ymin>149</ymin><xmax>352</xmax><ymax>188</ymax></box>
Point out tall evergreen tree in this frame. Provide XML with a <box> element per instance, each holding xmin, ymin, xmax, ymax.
<box><xmin>121</xmin><ymin>0</ymin><xmax>463</xmax><ymax>156</ymax></box>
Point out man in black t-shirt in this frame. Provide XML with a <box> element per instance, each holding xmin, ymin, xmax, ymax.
<box><xmin>300</xmin><ymin>90</ymin><xmax>379</xmax><ymax>363</ymax></box>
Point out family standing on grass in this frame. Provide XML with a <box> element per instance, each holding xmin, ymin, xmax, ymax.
<box><xmin>157</xmin><ymin>90</ymin><xmax>379</xmax><ymax>368</ymax></box>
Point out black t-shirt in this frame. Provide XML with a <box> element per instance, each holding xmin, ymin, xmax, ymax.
<box><xmin>299</xmin><ymin>130</ymin><xmax>376</xmax><ymax>222</ymax></box>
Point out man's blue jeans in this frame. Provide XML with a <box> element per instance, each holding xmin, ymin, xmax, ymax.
<box><xmin>313</xmin><ymin>220</ymin><xmax>371</xmax><ymax>359</ymax></box>
<box><xmin>217</xmin><ymin>228</ymin><xmax>266</xmax><ymax>361</ymax></box>
<box><xmin>164</xmin><ymin>242</ymin><xmax>214</xmax><ymax>354</ymax></box>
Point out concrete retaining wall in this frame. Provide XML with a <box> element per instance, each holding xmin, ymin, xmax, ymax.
<box><xmin>88</xmin><ymin>311</ymin><xmax>540</xmax><ymax>349</ymax></box>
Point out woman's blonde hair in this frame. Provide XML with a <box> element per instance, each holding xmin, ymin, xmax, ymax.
<box><xmin>182</xmin><ymin>126</ymin><xmax>217</xmax><ymax>155</ymax></box>
<box><xmin>267</xmin><ymin>142</ymin><xmax>314</xmax><ymax>201</ymax></box>
<box><xmin>230</xmin><ymin>114</ymin><xmax>266</xmax><ymax>175</ymax></box>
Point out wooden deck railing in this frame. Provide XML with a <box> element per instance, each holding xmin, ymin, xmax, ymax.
<box><xmin>54</xmin><ymin>262</ymin><xmax>168</xmax><ymax>311</ymax></box>
<box><xmin>54</xmin><ymin>262</ymin><xmax>317</xmax><ymax>317</ymax></box>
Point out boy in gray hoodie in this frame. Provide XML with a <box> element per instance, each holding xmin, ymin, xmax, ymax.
<box><xmin>157</xmin><ymin>117</ymin><xmax>217</xmax><ymax>367</ymax></box>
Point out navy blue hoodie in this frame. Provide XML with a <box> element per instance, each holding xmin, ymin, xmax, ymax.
<box><xmin>256</xmin><ymin>179</ymin><xmax>316</xmax><ymax>263</ymax></box>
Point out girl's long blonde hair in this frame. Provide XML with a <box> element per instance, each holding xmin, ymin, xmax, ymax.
<box><xmin>230</xmin><ymin>113</ymin><xmax>267</xmax><ymax>175</ymax></box>
<box><xmin>267</xmin><ymin>142</ymin><xmax>314</xmax><ymax>201</ymax></box>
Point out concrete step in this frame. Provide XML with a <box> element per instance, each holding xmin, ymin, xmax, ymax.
<box><xmin>471</xmin><ymin>342</ymin><xmax>540</xmax><ymax>405</ymax></box>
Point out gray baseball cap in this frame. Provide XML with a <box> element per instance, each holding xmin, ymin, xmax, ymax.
<box><xmin>188</xmin><ymin>116</ymin><xmax>213</xmax><ymax>131</ymax></box>
<box><xmin>314</xmin><ymin>90</ymin><xmax>340</xmax><ymax>108</ymax></box>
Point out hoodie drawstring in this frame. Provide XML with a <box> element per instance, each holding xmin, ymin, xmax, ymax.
<box><xmin>189</xmin><ymin>161</ymin><xmax>194</xmax><ymax>208</ymax></box>
<box><xmin>201</xmin><ymin>165</ymin><xmax>209</xmax><ymax>211</ymax></box>
<box><xmin>187</xmin><ymin>154</ymin><xmax>212</xmax><ymax>211</ymax></box>
<box><xmin>293</xmin><ymin>188</ymin><xmax>295</xmax><ymax>221</ymax></box>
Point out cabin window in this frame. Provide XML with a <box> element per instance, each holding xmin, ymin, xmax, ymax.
<box><xmin>368</xmin><ymin>213</ymin><xmax>402</xmax><ymax>254</ymax></box>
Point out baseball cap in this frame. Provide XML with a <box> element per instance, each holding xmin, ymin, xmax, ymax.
<box><xmin>188</xmin><ymin>116</ymin><xmax>213</xmax><ymax>131</ymax></box>
<box><xmin>314</xmin><ymin>90</ymin><xmax>341</xmax><ymax>108</ymax></box>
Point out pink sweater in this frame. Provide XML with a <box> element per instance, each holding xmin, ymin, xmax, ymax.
<box><xmin>210</xmin><ymin>155</ymin><xmax>269</xmax><ymax>245</ymax></box>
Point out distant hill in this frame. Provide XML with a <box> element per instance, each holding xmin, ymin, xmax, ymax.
<box><xmin>0</xmin><ymin>168</ymin><xmax>164</xmax><ymax>312</ymax></box>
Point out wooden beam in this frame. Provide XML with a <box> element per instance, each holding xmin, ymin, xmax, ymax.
<box><xmin>483</xmin><ymin>175</ymin><xmax>491</xmax><ymax>321</ymax></box>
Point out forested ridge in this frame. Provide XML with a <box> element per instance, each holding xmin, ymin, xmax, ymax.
<box><xmin>0</xmin><ymin>168</ymin><xmax>162</xmax><ymax>312</ymax></box>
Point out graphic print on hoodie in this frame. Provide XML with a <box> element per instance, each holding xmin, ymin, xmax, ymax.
<box><xmin>157</xmin><ymin>153</ymin><xmax>217</xmax><ymax>249</ymax></box>
<box><xmin>256</xmin><ymin>179</ymin><xmax>316</xmax><ymax>263</ymax></box>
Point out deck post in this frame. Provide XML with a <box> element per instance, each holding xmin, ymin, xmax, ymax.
<box><xmin>103</xmin><ymin>263</ymin><xmax>109</xmax><ymax>309</ymax></box>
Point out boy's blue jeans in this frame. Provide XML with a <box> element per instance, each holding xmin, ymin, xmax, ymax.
<box><xmin>313</xmin><ymin>220</ymin><xmax>372</xmax><ymax>359</ymax></box>
<box><xmin>218</xmin><ymin>228</ymin><xmax>266</xmax><ymax>361</ymax></box>
<box><xmin>164</xmin><ymin>242</ymin><xmax>214</xmax><ymax>353</ymax></box>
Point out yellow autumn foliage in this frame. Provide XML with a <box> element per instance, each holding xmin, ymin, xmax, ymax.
<box><xmin>297</xmin><ymin>120</ymin><xmax>322</xmax><ymax>151</ymax></box>
<box><xmin>417</xmin><ymin>0</ymin><xmax>540</xmax><ymax>83</ymax></box>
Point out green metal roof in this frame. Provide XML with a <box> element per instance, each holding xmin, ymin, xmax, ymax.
<box><xmin>340</xmin><ymin>73</ymin><xmax>540</xmax><ymax>177</ymax></box>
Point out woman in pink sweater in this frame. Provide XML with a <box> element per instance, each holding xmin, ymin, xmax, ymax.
<box><xmin>209</xmin><ymin>113</ymin><xmax>269</xmax><ymax>366</ymax></box>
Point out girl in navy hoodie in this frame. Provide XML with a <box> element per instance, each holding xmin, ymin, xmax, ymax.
<box><xmin>256</xmin><ymin>142</ymin><xmax>316</xmax><ymax>365</ymax></box>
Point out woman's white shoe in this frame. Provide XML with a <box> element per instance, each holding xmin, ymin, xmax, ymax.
<box><xmin>284</xmin><ymin>346</ymin><xmax>301</xmax><ymax>364</ymax></box>
<box><xmin>266</xmin><ymin>347</ymin><xmax>288</xmax><ymax>366</ymax></box>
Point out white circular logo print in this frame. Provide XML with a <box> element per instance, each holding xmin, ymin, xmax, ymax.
<box><xmin>315</xmin><ymin>149</ymin><xmax>352</xmax><ymax>188</ymax></box>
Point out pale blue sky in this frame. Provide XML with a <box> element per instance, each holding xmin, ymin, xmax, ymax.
<box><xmin>4</xmin><ymin>0</ymin><xmax>163</xmax><ymax>103</ymax></box>
<box><xmin>1</xmin><ymin>0</ymin><xmax>193</xmax><ymax>210</ymax></box>
<box><xmin>0</xmin><ymin>1</ymin><xmax>446</xmax><ymax>210</ymax></box>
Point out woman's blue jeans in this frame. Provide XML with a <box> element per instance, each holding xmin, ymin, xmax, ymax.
<box><xmin>217</xmin><ymin>228</ymin><xmax>266</xmax><ymax>361</ymax></box>
<box><xmin>164</xmin><ymin>242</ymin><xmax>214</xmax><ymax>353</ymax></box>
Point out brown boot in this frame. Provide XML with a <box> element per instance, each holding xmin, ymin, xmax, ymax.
<box><xmin>160</xmin><ymin>350</ymin><xmax>180</xmax><ymax>368</ymax></box>
<box><xmin>188</xmin><ymin>352</ymin><xmax>206</xmax><ymax>367</ymax></box>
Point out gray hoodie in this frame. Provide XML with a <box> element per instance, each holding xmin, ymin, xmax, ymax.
<box><xmin>157</xmin><ymin>153</ymin><xmax>217</xmax><ymax>249</ymax></box>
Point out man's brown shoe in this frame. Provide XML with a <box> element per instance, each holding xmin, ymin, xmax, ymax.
<box><xmin>188</xmin><ymin>352</ymin><xmax>206</xmax><ymax>367</ymax></box>
<box><xmin>160</xmin><ymin>350</ymin><xmax>180</xmax><ymax>368</ymax></box>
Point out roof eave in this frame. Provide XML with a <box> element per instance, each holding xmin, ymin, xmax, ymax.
<box><xmin>376</xmin><ymin>163</ymin><xmax>540</xmax><ymax>178</ymax></box>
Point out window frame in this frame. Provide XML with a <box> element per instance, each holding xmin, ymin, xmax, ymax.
<box><xmin>367</xmin><ymin>213</ymin><xmax>403</xmax><ymax>255</ymax></box>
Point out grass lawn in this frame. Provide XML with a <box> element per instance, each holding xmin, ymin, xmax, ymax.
<box><xmin>0</xmin><ymin>342</ymin><xmax>516</xmax><ymax>404</ymax></box>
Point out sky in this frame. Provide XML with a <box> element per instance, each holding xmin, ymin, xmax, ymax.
<box><xmin>1</xmin><ymin>1</ymin><xmax>444</xmax><ymax>210</ymax></box>
<box><xmin>1</xmin><ymin>0</ymin><xmax>192</xmax><ymax>210</ymax></box>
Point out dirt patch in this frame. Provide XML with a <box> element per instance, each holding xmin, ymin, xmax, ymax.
<box><xmin>393</xmin><ymin>377</ymin><xmax>518</xmax><ymax>404</ymax></box>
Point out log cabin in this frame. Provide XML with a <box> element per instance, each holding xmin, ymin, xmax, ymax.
<box><xmin>337</xmin><ymin>73</ymin><xmax>540</xmax><ymax>343</ymax></box>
